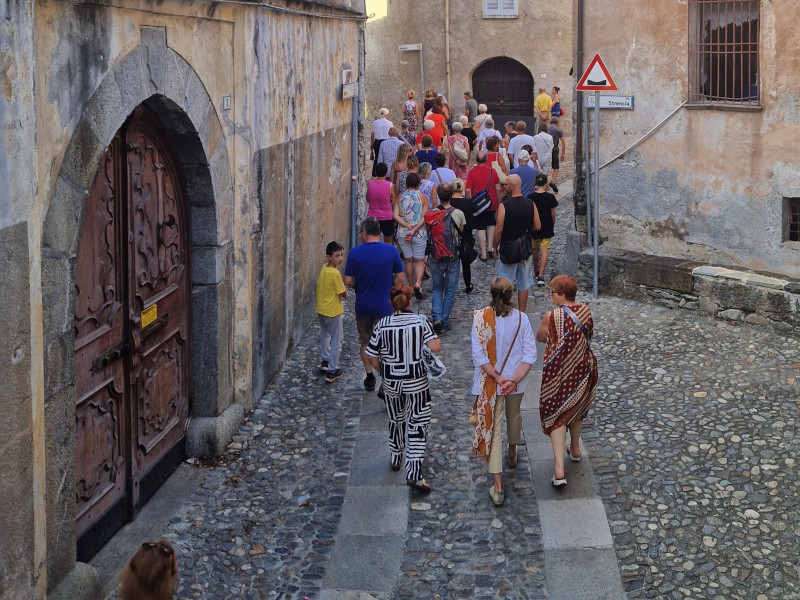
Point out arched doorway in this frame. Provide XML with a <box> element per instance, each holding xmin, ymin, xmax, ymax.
<box><xmin>74</xmin><ymin>104</ymin><xmax>191</xmax><ymax>560</ymax></box>
<box><xmin>472</xmin><ymin>57</ymin><xmax>534</xmax><ymax>123</ymax></box>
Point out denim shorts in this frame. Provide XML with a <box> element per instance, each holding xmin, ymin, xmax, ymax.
<box><xmin>496</xmin><ymin>256</ymin><xmax>534</xmax><ymax>290</ymax></box>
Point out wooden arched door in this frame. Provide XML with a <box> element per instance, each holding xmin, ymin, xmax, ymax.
<box><xmin>472</xmin><ymin>57</ymin><xmax>534</xmax><ymax>121</ymax></box>
<box><xmin>74</xmin><ymin>104</ymin><xmax>191</xmax><ymax>560</ymax></box>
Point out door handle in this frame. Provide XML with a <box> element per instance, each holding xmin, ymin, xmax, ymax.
<box><xmin>91</xmin><ymin>342</ymin><xmax>130</xmax><ymax>374</ymax></box>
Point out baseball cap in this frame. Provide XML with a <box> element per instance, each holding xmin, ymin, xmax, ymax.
<box><xmin>517</xmin><ymin>149</ymin><xmax>531</xmax><ymax>162</ymax></box>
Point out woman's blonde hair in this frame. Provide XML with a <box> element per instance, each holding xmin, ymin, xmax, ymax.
<box><xmin>407</xmin><ymin>90</ymin><xmax>415</xmax><ymax>99</ymax></box>
<box><xmin>490</xmin><ymin>277</ymin><xmax>515</xmax><ymax>317</ymax></box>
<box><xmin>395</xmin><ymin>144</ymin><xmax>410</xmax><ymax>163</ymax></box>
<box><xmin>451</xmin><ymin>179</ymin><xmax>466</xmax><ymax>195</ymax></box>
<box><xmin>406</xmin><ymin>155</ymin><xmax>419</xmax><ymax>169</ymax></box>
<box><xmin>418</xmin><ymin>162</ymin><xmax>432</xmax><ymax>178</ymax></box>
<box><xmin>120</xmin><ymin>541</ymin><xmax>177</xmax><ymax>600</ymax></box>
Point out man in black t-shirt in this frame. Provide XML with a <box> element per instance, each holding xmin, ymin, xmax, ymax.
<box><xmin>493</xmin><ymin>175</ymin><xmax>541</xmax><ymax>312</ymax></box>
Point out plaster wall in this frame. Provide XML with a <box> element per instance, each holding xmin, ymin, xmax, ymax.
<box><xmin>582</xmin><ymin>0</ymin><xmax>800</xmax><ymax>277</ymax></box>
<box><xmin>1</xmin><ymin>0</ymin><xmax>364</xmax><ymax>598</ymax></box>
<box><xmin>364</xmin><ymin>0</ymin><xmax>573</xmax><ymax>124</ymax></box>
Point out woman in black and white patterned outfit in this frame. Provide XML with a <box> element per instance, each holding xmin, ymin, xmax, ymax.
<box><xmin>366</xmin><ymin>284</ymin><xmax>441</xmax><ymax>493</ymax></box>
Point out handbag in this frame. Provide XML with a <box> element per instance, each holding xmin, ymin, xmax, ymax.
<box><xmin>452</xmin><ymin>138</ymin><xmax>469</xmax><ymax>162</ymax></box>
<box><xmin>470</xmin><ymin>168</ymin><xmax>493</xmax><ymax>216</ymax></box>
<box><xmin>499</xmin><ymin>231</ymin><xmax>532</xmax><ymax>265</ymax></box>
<box><xmin>422</xmin><ymin>345</ymin><xmax>446</xmax><ymax>380</ymax></box>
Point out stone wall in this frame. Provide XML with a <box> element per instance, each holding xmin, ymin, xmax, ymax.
<box><xmin>1</xmin><ymin>0</ymin><xmax>365</xmax><ymax>598</ymax></box>
<box><xmin>364</xmin><ymin>0</ymin><xmax>574</xmax><ymax>170</ymax></box>
<box><xmin>582</xmin><ymin>0</ymin><xmax>800</xmax><ymax>278</ymax></box>
<box><xmin>579</xmin><ymin>247</ymin><xmax>800</xmax><ymax>336</ymax></box>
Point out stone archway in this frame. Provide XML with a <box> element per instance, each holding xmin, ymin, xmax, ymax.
<box><xmin>40</xmin><ymin>26</ymin><xmax>236</xmax><ymax>583</ymax></box>
<box><xmin>472</xmin><ymin>56</ymin><xmax>534</xmax><ymax>123</ymax></box>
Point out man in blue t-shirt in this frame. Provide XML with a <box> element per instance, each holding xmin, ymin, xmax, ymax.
<box><xmin>344</xmin><ymin>217</ymin><xmax>405</xmax><ymax>391</ymax></box>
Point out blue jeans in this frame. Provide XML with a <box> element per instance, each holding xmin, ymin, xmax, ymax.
<box><xmin>430</xmin><ymin>257</ymin><xmax>461</xmax><ymax>326</ymax></box>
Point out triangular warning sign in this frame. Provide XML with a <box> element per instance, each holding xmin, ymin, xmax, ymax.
<box><xmin>576</xmin><ymin>54</ymin><xmax>617</xmax><ymax>91</ymax></box>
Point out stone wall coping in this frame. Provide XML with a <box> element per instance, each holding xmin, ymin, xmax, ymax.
<box><xmin>692</xmin><ymin>265</ymin><xmax>790</xmax><ymax>290</ymax></box>
<box><xmin>578</xmin><ymin>247</ymin><xmax>799</xmax><ymax>336</ymax></box>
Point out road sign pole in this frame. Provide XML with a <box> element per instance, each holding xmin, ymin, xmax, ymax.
<box><xmin>593</xmin><ymin>91</ymin><xmax>600</xmax><ymax>299</ymax></box>
<box><xmin>583</xmin><ymin>101</ymin><xmax>592</xmax><ymax>247</ymax></box>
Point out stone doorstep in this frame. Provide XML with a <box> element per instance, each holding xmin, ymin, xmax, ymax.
<box><xmin>578</xmin><ymin>247</ymin><xmax>799</xmax><ymax>335</ymax></box>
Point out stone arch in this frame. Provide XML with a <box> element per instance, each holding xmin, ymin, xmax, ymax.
<box><xmin>40</xmin><ymin>26</ymin><xmax>235</xmax><ymax>586</ymax></box>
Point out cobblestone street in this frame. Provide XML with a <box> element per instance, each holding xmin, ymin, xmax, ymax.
<box><xmin>105</xmin><ymin>192</ymin><xmax>799</xmax><ymax>599</ymax></box>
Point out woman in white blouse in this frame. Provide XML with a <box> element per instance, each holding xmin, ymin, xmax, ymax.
<box><xmin>471</xmin><ymin>277</ymin><xmax>537</xmax><ymax>507</ymax></box>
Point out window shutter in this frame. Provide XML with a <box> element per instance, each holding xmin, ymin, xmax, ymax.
<box><xmin>501</xmin><ymin>0</ymin><xmax>517</xmax><ymax>15</ymax></box>
<box><xmin>484</xmin><ymin>0</ymin><xmax>501</xmax><ymax>16</ymax></box>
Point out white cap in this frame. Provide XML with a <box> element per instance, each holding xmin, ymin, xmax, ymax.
<box><xmin>517</xmin><ymin>149</ymin><xmax>531</xmax><ymax>162</ymax></box>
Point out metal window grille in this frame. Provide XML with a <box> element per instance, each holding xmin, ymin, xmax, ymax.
<box><xmin>688</xmin><ymin>0</ymin><xmax>759</xmax><ymax>104</ymax></box>
<box><xmin>785</xmin><ymin>198</ymin><xmax>800</xmax><ymax>243</ymax></box>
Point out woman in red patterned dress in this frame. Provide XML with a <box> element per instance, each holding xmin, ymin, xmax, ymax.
<box><xmin>536</xmin><ymin>275</ymin><xmax>598</xmax><ymax>487</ymax></box>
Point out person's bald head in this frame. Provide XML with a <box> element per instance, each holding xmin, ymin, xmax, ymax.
<box><xmin>539</xmin><ymin>86</ymin><xmax>546</xmax><ymax>94</ymax></box>
<box><xmin>505</xmin><ymin>174</ymin><xmax>522</xmax><ymax>196</ymax></box>
<box><xmin>388</xmin><ymin>127</ymin><xmax>399</xmax><ymax>137</ymax></box>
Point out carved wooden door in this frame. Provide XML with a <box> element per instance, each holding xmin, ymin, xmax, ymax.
<box><xmin>75</xmin><ymin>105</ymin><xmax>190</xmax><ymax>560</ymax></box>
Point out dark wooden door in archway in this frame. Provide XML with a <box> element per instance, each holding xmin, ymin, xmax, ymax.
<box><xmin>473</xmin><ymin>57</ymin><xmax>534</xmax><ymax>117</ymax></box>
<box><xmin>74</xmin><ymin>105</ymin><xmax>191</xmax><ymax>560</ymax></box>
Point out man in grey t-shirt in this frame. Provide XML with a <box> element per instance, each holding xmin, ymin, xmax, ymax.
<box><xmin>464</xmin><ymin>91</ymin><xmax>478</xmax><ymax>122</ymax></box>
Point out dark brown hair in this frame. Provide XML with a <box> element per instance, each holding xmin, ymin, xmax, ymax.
<box><xmin>550</xmin><ymin>275</ymin><xmax>578</xmax><ymax>302</ymax></box>
<box><xmin>390</xmin><ymin>284</ymin><xmax>414</xmax><ymax>311</ymax></box>
<box><xmin>120</xmin><ymin>541</ymin><xmax>177</xmax><ymax>600</ymax></box>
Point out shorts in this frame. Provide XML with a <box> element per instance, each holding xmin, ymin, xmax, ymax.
<box><xmin>397</xmin><ymin>234</ymin><xmax>428</xmax><ymax>259</ymax></box>
<box><xmin>474</xmin><ymin>209</ymin><xmax>497</xmax><ymax>230</ymax></box>
<box><xmin>356</xmin><ymin>315</ymin><xmax>381</xmax><ymax>344</ymax></box>
<box><xmin>378</xmin><ymin>219</ymin><xmax>396</xmax><ymax>238</ymax></box>
<box><xmin>496</xmin><ymin>256</ymin><xmax>534</xmax><ymax>291</ymax></box>
<box><xmin>532</xmin><ymin>237</ymin><xmax>552</xmax><ymax>249</ymax></box>
<box><xmin>551</xmin><ymin>147</ymin><xmax>560</xmax><ymax>170</ymax></box>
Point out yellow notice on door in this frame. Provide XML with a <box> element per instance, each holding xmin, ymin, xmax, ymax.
<box><xmin>141</xmin><ymin>304</ymin><xmax>158</xmax><ymax>328</ymax></box>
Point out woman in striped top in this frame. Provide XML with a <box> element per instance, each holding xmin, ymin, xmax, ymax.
<box><xmin>366</xmin><ymin>284</ymin><xmax>441</xmax><ymax>492</ymax></box>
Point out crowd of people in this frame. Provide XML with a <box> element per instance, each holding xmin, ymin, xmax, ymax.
<box><xmin>315</xmin><ymin>87</ymin><xmax>597</xmax><ymax>503</ymax></box>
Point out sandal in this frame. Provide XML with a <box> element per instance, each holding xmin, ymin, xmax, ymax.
<box><xmin>465</xmin><ymin>284</ymin><xmax>474</xmax><ymax>294</ymax></box>
<box><xmin>406</xmin><ymin>479</ymin><xmax>432</xmax><ymax>493</ymax></box>
<box><xmin>551</xmin><ymin>475</ymin><xmax>567</xmax><ymax>487</ymax></box>
<box><xmin>566</xmin><ymin>446</ymin><xmax>581</xmax><ymax>462</ymax></box>
<box><xmin>469</xmin><ymin>407</ymin><xmax>478</xmax><ymax>426</ymax></box>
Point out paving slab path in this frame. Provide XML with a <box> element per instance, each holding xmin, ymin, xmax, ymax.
<box><xmin>100</xmin><ymin>186</ymin><xmax>799</xmax><ymax>599</ymax></box>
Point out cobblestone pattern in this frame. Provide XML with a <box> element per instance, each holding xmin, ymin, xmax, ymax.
<box><xmin>587</xmin><ymin>298</ymin><xmax>800</xmax><ymax>599</ymax></box>
<box><xmin>395</xmin><ymin>257</ymin><xmax>548</xmax><ymax>599</ymax></box>
<box><xmin>140</xmin><ymin>244</ymin><xmax>552</xmax><ymax>599</ymax></box>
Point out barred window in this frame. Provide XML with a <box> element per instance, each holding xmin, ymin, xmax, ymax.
<box><xmin>688</xmin><ymin>0</ymin><xmax>759</xmax><ymax>105</ymax></box>
<box><xmin>484</xmin><ymin>0</ymin><xmax>517</xmax><ymax>18</ymax></box>
<box><xmin>785</xmin><ymin>198</ymin><xmax>800</xmax><ymax>243</ymax></box>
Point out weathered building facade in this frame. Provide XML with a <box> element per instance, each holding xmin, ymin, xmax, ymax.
<box><xmin>580</xmin><ymin>0</ymin><xmax>799</xmax><ymax>277</ymax></box>
<box><xmin>0</xmin><ymin>0</ymin><xmax>365</xmax><ymax>597</ymax></box>
<box><xmin>364</xmin><ymin>0</ymin><xmax>574</xmax><ymax>142</ymax></box>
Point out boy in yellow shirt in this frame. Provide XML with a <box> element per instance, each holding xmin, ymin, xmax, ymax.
<box><xmin>316</xmin><ymin>241</ymin><xmax>348</xmax><ymax>382</ymax></box>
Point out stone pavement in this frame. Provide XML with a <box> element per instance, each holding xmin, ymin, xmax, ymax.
<box><xmin>99</xmin><ymin>187</ymin><xmax>800</xmax><ymax>599</ymax></box>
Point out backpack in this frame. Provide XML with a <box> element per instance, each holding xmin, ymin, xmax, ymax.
<box><xmin>424</xmin><ymin>207</ymin><xmax>460</xmax><ymax>260</ymax></box>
